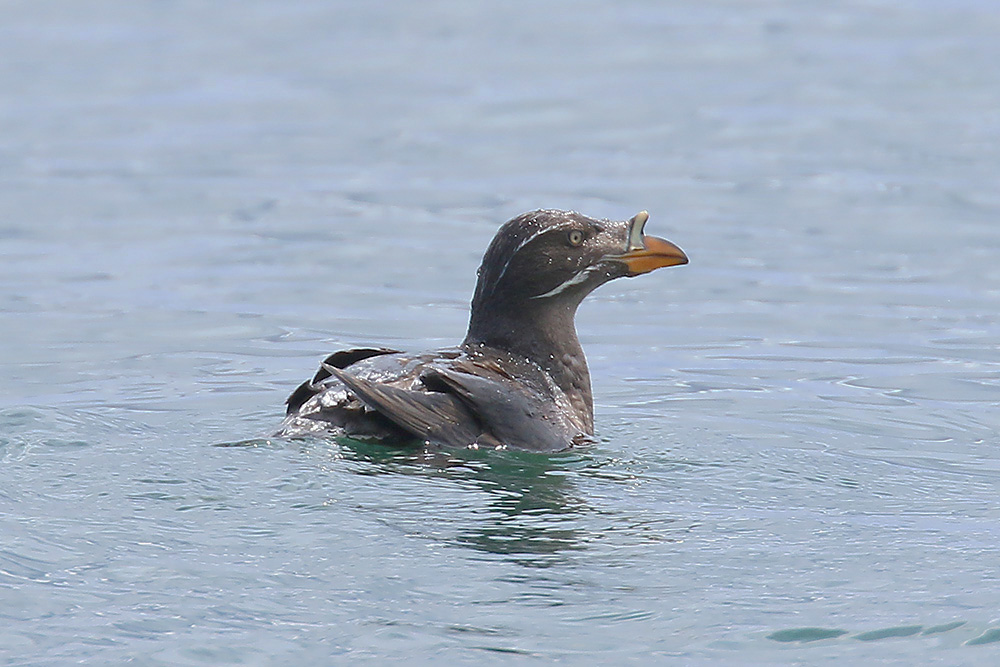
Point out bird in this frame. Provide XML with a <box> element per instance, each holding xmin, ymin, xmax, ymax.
<box><xmin>277</xmin><ymin>209</ymin><xmax>687</xmax><ymax>451</ymax></box>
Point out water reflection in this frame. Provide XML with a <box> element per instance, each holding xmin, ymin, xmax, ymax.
<box><xmin>331</xmin><ymin>437</ymin><xmax>593</xmax><ymax>563</ymax></box>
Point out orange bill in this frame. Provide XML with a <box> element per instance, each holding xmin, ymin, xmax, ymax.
<box><xmin>619</xmin><ymin>235</ymin><xmax>688</xmax><ymax>276</ymax></box>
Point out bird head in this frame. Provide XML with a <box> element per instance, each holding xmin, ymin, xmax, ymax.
<box><xmin>470</xmin><ymin>209</ymin><xmax>688</xmax><ymax>313</ymax></box>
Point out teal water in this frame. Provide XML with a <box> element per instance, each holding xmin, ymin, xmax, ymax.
<box><xmin>2</xmin><ymin>1</ymin><xmax>999</xmax><ymax>663</ymax></box>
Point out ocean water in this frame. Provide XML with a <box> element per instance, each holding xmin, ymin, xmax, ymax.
<box><xmin>2</xmin><ymin>0</ymin><xmax>999</xmax><ymax>663</ymax></box>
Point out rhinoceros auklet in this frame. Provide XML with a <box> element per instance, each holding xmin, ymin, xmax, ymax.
<box><xmin>277</xmin><ymin>209</ymin><xmax>687</xmax><ymax>451</ymax></box>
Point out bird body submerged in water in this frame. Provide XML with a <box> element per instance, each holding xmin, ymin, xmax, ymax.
<box><xmin>278</xmin><ymin>209</ymin><xmax>687</xmax><ymax>451</ymax></box>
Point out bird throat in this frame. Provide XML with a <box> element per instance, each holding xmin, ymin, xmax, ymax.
<box><xmin>463</xmin><ymin>301</ymin><xmax>595</xmax><ymax>430</ymax></box>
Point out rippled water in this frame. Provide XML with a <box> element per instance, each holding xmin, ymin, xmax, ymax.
<box><xmin>3</xmin><ymin>0</ymin><xmax>999</xmax><ymax>663</ymax></box>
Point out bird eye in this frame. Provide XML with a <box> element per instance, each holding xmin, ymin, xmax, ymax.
<box><xmin>567</xmin><ymin>230</ymin><xmax>584</xmax><ymax>247</ymax></box>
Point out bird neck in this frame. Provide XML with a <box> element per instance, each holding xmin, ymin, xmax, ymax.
<box><xmin>463</xmin><ymin>300</ymin><xmax>594</xmax><ymax>426</ymax></box>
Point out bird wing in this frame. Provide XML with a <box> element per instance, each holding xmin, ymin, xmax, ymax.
<box><xmin>285</xmin><ymin>347</ymin><xmax>400</xmax><ymax>415</ymax></box>
<box><xmin>421</xmin><ymin>364</ymin><xmax>579</xmax><ymax>452</ymax></box>
<box><xmin>321</xmin><ymin>363</ymin><xmax>482</xmax><ymax>446</ymax></box>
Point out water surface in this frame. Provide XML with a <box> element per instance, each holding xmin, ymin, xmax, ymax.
<box><xmin>2</xmin><ymin>0</ymin><xmax>999</xmax><ymax>663</ymax></box>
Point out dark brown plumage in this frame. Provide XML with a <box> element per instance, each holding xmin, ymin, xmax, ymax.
<box><xmin>277</xmin><ymin>209</ymin><xmax>687</xmax><ymax>451</ymax></box>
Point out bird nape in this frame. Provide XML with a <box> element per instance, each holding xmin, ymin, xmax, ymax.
<box><xmin>277</xmin><ymin>209</ymin><xmax>688</xmax><ymax>451</ymax></box>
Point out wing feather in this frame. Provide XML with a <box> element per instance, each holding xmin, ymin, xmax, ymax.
<box><xmin>421</xmin><ymin>365</ymin><xmax>578</xmax><ymax>452</ymax></box>
<box><xmin>285</xmin><ymin>347</ymin><xmax>399</xmax><ymax>415</ymax></box>
<box><xmin>322</xmin><ymin>364</ymin><xmax>481</xmax><ymax>446</ymax></box>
